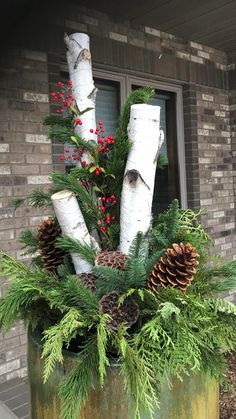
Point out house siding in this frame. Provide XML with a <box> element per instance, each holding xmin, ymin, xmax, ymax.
<box><xmin>0</xmin><ymin>2</ymin><xmax>236</xmax><ymax>381</ymax></box>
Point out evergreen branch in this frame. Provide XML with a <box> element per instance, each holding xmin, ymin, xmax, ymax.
<box><xmin>48</xmin><ymin>126</ymin><xmax>74</xmax><ymax>143</ymax></box>
<box><xmin>56</xmin><ymin>236</ymin><xmax>97</xmax><ymax>265</ymax></box>
<box><xmin>19</xmin><ymin>230</ymin><xmax>39</xmax><ymax>255</ymax></box>
<box><xmin>49</xmin><ymin>275</ymin><xmax>99</xmax><ymax>316</ymax></box>
<box><xmin>58</xmin><ymin>336</ymin><xmax>99</xmax><ymax>419</ymax></box>
<box><xmin>70</xmin><ymin>136</ymin><xmax>97</xmax><ymax>156</ymax></box>
<box><xmin>11</xmin><ymin>197</ymin><xmax>26</xmax><ymax>209</ymax></box>
<box><xmin>42</xmin><ymin>308</ymin><xmax>83</xmax><ymax>383</ymax></box>
<box><xmin>128</xmin><ymin>232</ymin><xmax>148</xmax><ymax>260</ymax></box>
<box><xmin>97</xmin><ymin>314</ymin><xmax>111</xmax><ymax>385</ymax></box>
<box><xmin>28</xmin><ymin>190</ymin><xmax>53</xmax><ymax>209</ymax></box>
<box><xmin>207</xmin><ymin>298</ymin><xmax>236</xmax><ymax>316</ymax></box>
<box><xmin>92</xmin><ymin>265</ymin><xmax>126</xmax><ymax>296</ymax></box>
<box><xmin>124</xmin><ymin>234</ymin><xmax>148</xmax><ymax>290</ymax></box>
<box><xmin>145</xmin><ymin>249</ymin><xmax>165</xmax><ymax>275</ymax></box>
<box><xmin>44</xmin><ymin>115</ymin><xmax>73</xmax><ymax>127</ymax></box>
<box><xmin>156</xmin><ymin>153</ymin><xmax>168</xmax><ymax>169</ymax></box>
<box><xmin>166</xmin><ymin>199</ymin><xmax>180</xmax><ymax>241</ymax></box>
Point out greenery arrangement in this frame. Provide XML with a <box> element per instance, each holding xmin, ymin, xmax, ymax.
<box><xmin>1</xmin><ymin>85</ymin><xmax>236</xmax><ymax>419</ymax></box>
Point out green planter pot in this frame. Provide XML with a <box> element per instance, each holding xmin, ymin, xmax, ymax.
<box><xmin>28</xmin><ymin>327</ymin><xmax>219</xmax><ymax>419</ymax></box>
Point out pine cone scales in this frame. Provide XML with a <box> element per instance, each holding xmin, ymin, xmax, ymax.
<box><xmin>148</xmin><ymin>242</ymin><xmax>200</xmax><ymax>292</ymax></box>
<box><xmin>99</xmin><ymin>291</ymin><xmax>139</xmax><ymax>330</ymax></box>
<box><xmin>79</xmin><ymin>273</ymin><xmax>96</xmax><ymax>292</ymax></box>
<box><xmin>37</xmin><ymin>218</ymin><xmax>65</xmax><ymax>273</ymax></box>
<box><xmin>95</xmin><ymin>251</ymin><xmax>127</xmax><ymax>270</ymax></box>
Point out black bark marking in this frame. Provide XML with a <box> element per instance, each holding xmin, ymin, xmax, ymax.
<box><xmin>88</xmin><ymin>87</ymin><xmax>98</xmax><ymax>102</ymax></box>
<box><xmin>125</xmin><ymin>170</ymin><xmax>150</xmax><ymax>189</ymax></box>
<box><xmin>74</xmin><ymin>48</ymin><xmax>91</xmax><ymax>69</ymax></box>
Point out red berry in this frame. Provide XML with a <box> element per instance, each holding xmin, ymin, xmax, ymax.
<box><xmin>101</xmin><ymin>226</ymin><xmax>107</xmax><ymax>233</ymax></box>
<box><xmin>60</xmin><ymin>156</ymin><xmax>65</xmax><ymax>161</ymax></box>
<box><xmin>101</xmin><ymin>197</ymin><xmax>106</xmax><ymax>201</ymax></box>
<box><xmin>100</xmin><ymin>206</ymin><xmax>105</xmax><ymax>212</ymax></box>
<box><xmin>95</xmin><ymin>169</ymin><xmax>100</xmax><ymax>175</ymax></box>
<box><xmin>81</xmin><ymin>160</ymin><xmax>87</xmax><ymax>167</ymax></box>
<box><xmin>65</xmin><ymin>148</ymin><xmax>69</xmax><ymax>153</ymax></box>
<box><xmin>90</xmin><ymin>129</ymin><xmax>94</xmax><ymax>133</ymax></box>
<box><xmin>110</xmin><ymin>195</ymin><xmax>115</xmax><ymax>200</ymax></box>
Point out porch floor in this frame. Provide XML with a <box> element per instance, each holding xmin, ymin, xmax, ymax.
<box><xmin>0</xmin><ymin>378</ymin><xmax>30</xmax><ymax>419</ymax></box>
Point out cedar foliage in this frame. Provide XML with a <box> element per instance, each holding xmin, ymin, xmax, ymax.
<box><xmin>2</xmin><ymin>203</ymin><xmax>236</xmax><ymax>419</ymax></box>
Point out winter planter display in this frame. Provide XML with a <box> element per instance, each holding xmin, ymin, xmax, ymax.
<box><xmin>1</xmin><ymin>32</ymin><xmax>236</xmax><ymax>419</ymax></box>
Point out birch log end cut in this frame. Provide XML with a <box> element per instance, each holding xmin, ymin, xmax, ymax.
<box><xmin>64</xmin><ymin>32</ymin><xmax>97</xmax><ymax>145</ymax></box>
<box><xmin>51</xmin><ymin>189</ymin><xmax>98</xmax><ymax>274</ymax></box>
<box><xmin>119</xmin><ymin>103</ymin><xmax>161</xmax><ymax>255</ymax></box>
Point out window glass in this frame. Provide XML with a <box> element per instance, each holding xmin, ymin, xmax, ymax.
<box><xmin>95</xmin><ymin>79</ymin><xmax>119</xmax><ymax>135</ymax></box>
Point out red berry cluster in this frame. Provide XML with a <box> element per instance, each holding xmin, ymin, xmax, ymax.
<box><xmin>60</xmin><ymin>148</ymin><xmax>85</xmax><ymax>162</ymax></box>
<box><xmin>98</xmin><ymin>194</ymin><xmax>117</xmax><ymax>234</ymax></box>
<box><xmin>95</xmin><ymin>120</ymin><xmax>115</xmax><ymax>154</ymax></box>
<box><xmin>50</xmin><ymin>81</ymin><xmax>74</xmax><ymax>113</ymax></box>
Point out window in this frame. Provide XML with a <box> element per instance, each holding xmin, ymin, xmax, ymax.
<box><xmin>59</xmin><ymin>67</ymin><xmax>186</xmax><ymax>212</ymax></box>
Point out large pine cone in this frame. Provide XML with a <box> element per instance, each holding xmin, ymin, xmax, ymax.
<box><xmin>148</xmin><ymin>242</ymin><xmax>200</xmax><ymax>292</ymax></box>
<box><xmin>79</xmin><ymin>273</ymin><xmax>96</xmax><ymax>292</ymax></box>
<box><xmin>95</xmin><ymin>251</ymin><xmax>127</xmax><ymax>270</ymax></box>
<box><xmin>99</xmin><ymin>291</ymin><xmax>139</xmax><ymax>331</ymax></box>
<box><xmin>37</xmin><ymin>217</ymin><xmax>65</xmax><ymax>273</ymax></box>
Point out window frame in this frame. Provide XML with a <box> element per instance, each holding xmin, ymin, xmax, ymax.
<box><xmin>60</xmin><ymin>64</ymin><xmax>187</xmax><ymax>208</ymax></box>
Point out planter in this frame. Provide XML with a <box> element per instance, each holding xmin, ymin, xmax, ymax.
<box><xmin>28</xmin><ymin>327</ymin><xmax>219</xmax><ymax>419</ymax></box>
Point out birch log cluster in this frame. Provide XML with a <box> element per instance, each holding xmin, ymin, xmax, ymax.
<box><xmin>51</xmin><ymin>32</ymin><xmax>161</xmax><ymax>274</ymax></box>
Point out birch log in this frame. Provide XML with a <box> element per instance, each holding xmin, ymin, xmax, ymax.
<box><xmin>119</xmin><ymin>104</ymin><xmax>162</xmax><ymax>255</ymax></box>
<box><xmin>51</xmin><ymin>190</ymin><xmax>99</xmax><ymax>274</ymax></box>
<box><xmin>64</xmin><ymin>32</ymin><xmax>97</xmax><ymax>163</ymax></box>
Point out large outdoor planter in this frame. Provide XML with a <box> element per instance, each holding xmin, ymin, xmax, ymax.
<box><xmin>28</xmin><ymin>327</ymin><xmax>219</xmax><ymax>419</ymax></box>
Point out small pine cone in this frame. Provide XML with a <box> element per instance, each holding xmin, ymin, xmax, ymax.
<box><xmin>79</xmin><ymin>273</ymin><xmax>96</xmax><ymax>292</ymax></box>
<box><xmin>37</xmin><ymin>217</ymin><xmax>65</xmax><ymax>273</ymax></box>
<box><xmin>99</xmin><ymin>291</ymin><xmax>139</xmax><ymax>331</ymax></box>
<box><xmin>148</xmin><ymin>242</ymin><xmax>200</xmax><ymax>292</ymax></box>
<box><xmin>95</xmin><ymin>251</ymin><xmax>127</xmax><ymax>271</ymax></box>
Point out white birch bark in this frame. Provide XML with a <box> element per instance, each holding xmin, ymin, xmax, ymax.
<box><xmin>64</xmin><ymin>32</ymin><xmax>97</xmax><ymax>163</ymax></box>
<box><xmin>119</xmin><ymin>104</ymin><xmax>162</xmax><ymax>255</ymax></box>
<box><xmin>51</xmin><ymin>190</ymin><xmax>99</xmax><ymax>274</ymax></box>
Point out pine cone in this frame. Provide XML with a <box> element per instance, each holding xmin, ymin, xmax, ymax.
<box><xmin>95</xmin><ymin>251</ymin><xmax>127</xmax><ymax>271</ymax></box>
<box><xmin>99</xmin><ymin>291</ymin><xmax>139</xmax><ymax>331</ymax></box>
<box><xmin>148</xmin><ymin>242</ymin><xmax>200</xmax><ymax>292</ymax></box>
<box><xmin>79</xmin><ymin>273</ymin><xmax>96</xmax><ymax>292</ymax></box>
<box><xmin>37</xmin><ymin>217</ymin><xmax>65</xmax><ymax>273</ymax></box>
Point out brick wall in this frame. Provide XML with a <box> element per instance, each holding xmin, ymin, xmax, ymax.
<box><xmin>0</xmin><ymin>1</ymin><xmax>236</xmax><ymax>381</ymax></box>
<box><xmin>0</xmin><ymin>48</ymin><xmax>52</xmax><ymax>382</ymax></box>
